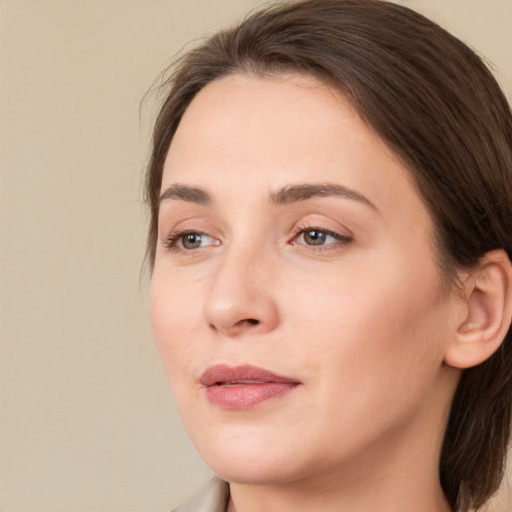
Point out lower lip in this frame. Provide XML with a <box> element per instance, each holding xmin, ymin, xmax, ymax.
<box><xmin>204</xmin><ymin>382</ymin><xmax>298</xmax><ymax>409</ymax></box>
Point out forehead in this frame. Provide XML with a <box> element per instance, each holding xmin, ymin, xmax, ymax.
<box><xmin>162</xmin><ymin>73</ymin><xmax>423</xmax><ymax>220</ymax></box>
<box><xmin>167</xmin><ymin>73</ymin><xmax>374</xmax><ymax>164</ymax></box>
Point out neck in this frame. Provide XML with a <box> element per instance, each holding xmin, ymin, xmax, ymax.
<box><xmin>229</xmin><ymin>464</ymin><xmax>453</xmax><ymax>512</ymax></box>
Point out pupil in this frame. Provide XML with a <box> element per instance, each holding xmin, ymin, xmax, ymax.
<box><xmin>305</xmin><ymin>230</ymin><xmax>326</xmax><ymax>245</ymax></box>
<box><xmin>184</xmin><ymin>233</ymin><xmax>201</xmax><ymax>249</ymax></box>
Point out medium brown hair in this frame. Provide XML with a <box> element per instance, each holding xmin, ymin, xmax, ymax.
<box><xmin>144</xmin><ymin>1</ymin><xmax>512</xmax><ymax>510</ymax></box>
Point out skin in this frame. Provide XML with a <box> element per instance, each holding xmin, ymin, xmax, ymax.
<box><xmin>150</xmin><ymin>73</ymin><xmax>466</xmax><ymax>512</ymax></box>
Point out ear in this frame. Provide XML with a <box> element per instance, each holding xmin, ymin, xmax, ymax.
<box><xmin>444</xmin><ymin>249</ymin><xmax>512</xmax><ymax>369</ymax></box>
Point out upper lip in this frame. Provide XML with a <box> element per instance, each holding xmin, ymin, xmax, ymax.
<box><xmin>200</xmin><ymin>364</ymin><xmax>300</xmax><ymax>387</ymax></box>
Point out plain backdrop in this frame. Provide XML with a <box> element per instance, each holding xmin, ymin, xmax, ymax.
<box><xmin>0</xmin><ymin>1</ymin><xmax>511</xmax><ymax>511</ymax></box>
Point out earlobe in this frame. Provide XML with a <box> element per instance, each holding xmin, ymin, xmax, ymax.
<box><xmin>444</xmin><ymin>250</ymin><xmax>512</xmax><ymax>369</ymax></box>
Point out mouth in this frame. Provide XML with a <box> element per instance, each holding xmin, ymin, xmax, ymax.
<box><xmin>200</xmin><ymin>364</ymin><xmax>301</xmax><ymax>409</ymax></box>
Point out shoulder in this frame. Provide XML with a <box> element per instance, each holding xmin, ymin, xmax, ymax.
<box><xmin>171</xmin><ymin>477</ymin><xmax>230</xmax><ymax>512</ymax></box>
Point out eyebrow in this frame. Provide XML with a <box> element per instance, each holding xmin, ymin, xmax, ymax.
<box><xmin>159</xmin><ymin>184</ymin><xmax>213</xmax><ymax>207</ymax></box>
<box><xmin>159</xmin><ymin>182</ymin><xmax>377</xmax><ymax>210</ymax></box>
<box><xmin>270</xmin><ymin>183</ymin><xmax>378</xmax><ymax>210</ymax></box>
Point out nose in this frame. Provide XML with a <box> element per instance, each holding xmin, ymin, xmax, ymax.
<box><xmin>203</xmin><ymin>246</ymin><xmax>279</xmax><ymax>337</ymax></box>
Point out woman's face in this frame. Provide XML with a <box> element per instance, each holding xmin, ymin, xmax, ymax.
<box><xmin>150</xmin><ymin>74</ymin><xmax>461</xmax><ymax>485</ymax></box>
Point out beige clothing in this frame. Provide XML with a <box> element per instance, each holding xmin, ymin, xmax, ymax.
<box><xmin>172</xmin><ymin>477</ymin><xmax>230</xmax><ymax>512</ymax></box>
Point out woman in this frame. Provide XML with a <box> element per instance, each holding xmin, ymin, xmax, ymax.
<box><xmin>145</xmin><ymin>1</ymin><xmax>512</xmax><ymax>511</ymax></box>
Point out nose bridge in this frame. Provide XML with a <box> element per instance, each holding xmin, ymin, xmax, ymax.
<box><xmin>203</xmin><ymin>235</ymin><xmax>278</xmax><ymax>336</ymax></box>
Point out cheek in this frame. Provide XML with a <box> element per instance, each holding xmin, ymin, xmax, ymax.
<box><xmin>149</xmin><ymin>269</ymin><xmax>204</xmax><ymax>382</ymax></box>
<box><xmin>288</xmin><ymin>252</ymin><xmax>449</xmax><ymax>388</ymax></box>
<box><xmin>285</xmin><ymin>264</ymin><xmax>450</xmax><ymax>454</ymax></box>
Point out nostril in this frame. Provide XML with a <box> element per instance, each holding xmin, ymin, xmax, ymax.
<box><xmin>237</xmin><ymin>318</ymin><xmax>260</xmax><ymax>325</ymax></box>
<box><xmin>209</xmin><ymin>318</ymin><xmax>260</xmax><ymax>331</ymax></box>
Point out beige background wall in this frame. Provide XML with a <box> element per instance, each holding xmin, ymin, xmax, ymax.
<box><xmin>0</xmin><ymin>1</ymin><xmax>510</xmax><ymax>511</ymax></box>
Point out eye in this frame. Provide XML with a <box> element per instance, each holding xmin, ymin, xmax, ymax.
<box><xmin>292</xmin><ymin>227</ymin><xmax>352</xmax><ymax>248</ymax></box>
<box><xmin>298</xmin><ymin>229</ymin><xmax>334</xmax><ymax>246</ymax></box>
<box><xmin>164</xmin><ymin>231</ymin><xmax>219</xmax><ymax>250</ymax></box>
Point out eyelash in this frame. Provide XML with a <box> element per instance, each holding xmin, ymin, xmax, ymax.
<box><xmin>291</xmin><ymin>225</ymin><xmax>353</xmax><ymax>250</ymax></box>
<box><xmin>163</xmin><ymin>229</ymin><xmax>218</xmax><ymax>251</ymax></box>
<box><xmin>162</xmin><ymin>225</ymin><xmax>353</xmax><ymax>252</ymax></box>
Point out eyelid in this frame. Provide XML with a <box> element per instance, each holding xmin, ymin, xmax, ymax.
<box><xmin>289</xmin><ymin>222</ymin><xmax>353</xmax><ymax>250</ymax></box>
<box><xmin>162</xmin><ymin>228</ymin><xmax>221</xmax><ymax>251</ymax></box>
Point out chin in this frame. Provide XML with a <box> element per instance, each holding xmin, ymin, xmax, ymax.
<box><xmin>207</xmin><ymin>457</ymin><xmax>302</xmax><ymax>486</ymax></box>
<box><xmin>190</xmin><ymin>427</ymin><xmax>305</xmax><ymax>485</ymax></box>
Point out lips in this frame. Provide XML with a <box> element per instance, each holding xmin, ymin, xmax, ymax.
<box><xmin>200</xmin><ymin>364</ymin><xmax>300</xmax><ymax>409</ymax></box>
